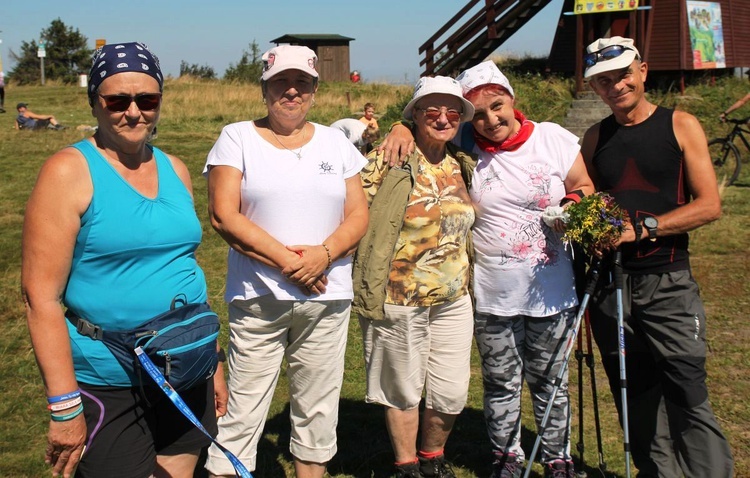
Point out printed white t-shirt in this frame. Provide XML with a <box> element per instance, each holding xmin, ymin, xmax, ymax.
<box><xmin>466</xmin><ymin>122</ymin><xmax>581</xmax><ymax>317</ymax></box>
<box><xmin>204</xmin><ymin>121</ymin><xmax>367</xmax><ymax>302</ymax></box>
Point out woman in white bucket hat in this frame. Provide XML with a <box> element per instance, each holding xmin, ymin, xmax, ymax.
<box><xmin>353</xmin><ymin>76</ymin><xmax>476</xmax><ymax>478</ymax></box>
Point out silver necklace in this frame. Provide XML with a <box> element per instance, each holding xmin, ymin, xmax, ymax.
<box><xmin>271</xmin><ymin>124</ymin><xmax>307</xmax><ymax>160</ymax></box>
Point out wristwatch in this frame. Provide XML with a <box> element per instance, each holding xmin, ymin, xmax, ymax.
<box><xmin>643</xmin><ymin>217</ymin><xmax>658</xmax><ymax>242</ymax></box>
<box><xmin>217</xmin><ymin>348</ymin><xmax>227</xmax><ymax>363</ymax></box>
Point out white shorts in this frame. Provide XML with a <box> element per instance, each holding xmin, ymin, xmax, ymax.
<box><xmin>360</xmin><ymin>294</ymin><xmax>473</xmax><ymax>414</ymax></box>
<box><xmin>205</xmin><ymin>295</ymin><xmax>351</xmax><ymax>474</ymax></box>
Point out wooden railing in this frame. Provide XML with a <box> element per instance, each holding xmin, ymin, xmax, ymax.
<box><xmin>419</xmin><ymin>0</ymin><xmax>553</xmax><ymax>76</ymax></box>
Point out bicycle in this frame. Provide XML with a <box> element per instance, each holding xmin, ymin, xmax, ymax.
<box><xmin>708</xmin><ymin>116</ymin><xmax>750</xmax><ymax>186</ymax></box>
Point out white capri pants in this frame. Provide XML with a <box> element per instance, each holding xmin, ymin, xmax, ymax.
<box><xmin>360</xmin><ymin>294</ymin><xmax>474</xmax><ymax>414</ymax></box>
<box><xmin>205</xmin><ymin>295</ymin><xmax>351</xmax><ymax>475</ymax></box>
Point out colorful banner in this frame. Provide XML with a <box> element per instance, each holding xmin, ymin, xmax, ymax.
<box><xmin>687</xmin><ymin>1</ymin><xmax>726</xmax><ymax>69</ymax></box>
<box><xmin>574</xmin><ymin>0</ymin><xmax>639</xmax><ymax>15</ymax></box>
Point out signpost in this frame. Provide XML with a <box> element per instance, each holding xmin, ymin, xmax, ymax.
<box><xmin>38</xmin><ymin>41</ymin><xmax>46</xmax><ymax>85</ymax></box>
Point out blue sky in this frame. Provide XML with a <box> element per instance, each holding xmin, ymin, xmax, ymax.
<box><xmin>0</xmin><ymin>0</ymin><xmax>564</xmax><ymax>84</ymax></box>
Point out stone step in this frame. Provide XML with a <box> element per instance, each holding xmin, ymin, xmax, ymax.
<box><xmin>565</xmin><ymin>109</ymin><xmax>611</xmax><ymax>121</ymax></box>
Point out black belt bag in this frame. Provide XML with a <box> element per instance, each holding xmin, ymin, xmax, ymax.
<box><xmin>67</xmin><ymin>295</ymin><xmax>220</xmax><ymax>392</ymax></box>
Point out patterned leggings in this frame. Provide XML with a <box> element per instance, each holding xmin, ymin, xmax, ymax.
<box><xmin>474</xmin><ymin>309</ymin><xmax>575</xmax><ymax>463</ymax></box>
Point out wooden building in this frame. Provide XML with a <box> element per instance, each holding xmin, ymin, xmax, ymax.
<box><xmin>547</xmin><ymin>0</ymin><xmax>750</xmax><ymax>92</ymax></box>
<box><xmin>270</xmin><ymin>34</ymin><xmax>355</xmax><ymax>82</ymax></box>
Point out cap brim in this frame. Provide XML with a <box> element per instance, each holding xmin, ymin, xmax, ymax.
<box><xmin>261</xmin><ymin>65</ymin><xmax>318</xmax><ymax>81</ymax></box>
<box><xmin>584</xmin><ymin>50</ymin><xmax>637</xmax><ymax>78</ymax></box>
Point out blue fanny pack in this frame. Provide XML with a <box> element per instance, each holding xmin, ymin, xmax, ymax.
<box><xmin>67</xmin><ymin>296</ymin><xmax>220</xmax><ymax>391</ymax></box>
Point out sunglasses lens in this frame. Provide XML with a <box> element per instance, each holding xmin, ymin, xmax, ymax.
<box><xmin>135</xmin><ymin>94</ymin><xmax>161</xmax><ymax>111</ymax></box>
<box><xmin>445</xmin><ymin>111</ymin><xmax>461</xmax><ymax>122</ymax></box>
<box><xmin>103</xmin><ymin>95</ymin><xmax>131</xmax><ymax>112</ymax></box>
<box><xmin>600</xmin><ymin>46</ymin><xmax>626</xmax><ymax>60</ymax></box>
<box><xmin>584</xmin><ymin>53</ymin><xmax>597</xmax><ymax>67</ymax></box>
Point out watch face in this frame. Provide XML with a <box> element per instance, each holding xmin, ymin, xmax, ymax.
<box><xmin>644</xmin><ymin>217</ymin><xmax>658</xmax><ymax>229</ymax></box>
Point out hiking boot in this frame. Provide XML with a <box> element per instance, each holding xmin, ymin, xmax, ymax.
<box><xmin>418</xmin><ymin>454</ymin><xmax>455</xmax><ymax>478</ymax></box>
<box><xmin>491</xmin><ymin>453</ymin><xmax>522</xmax><ymax>478</ymax></box>
<box><xmin>544</xmin><ymin>459</ymin><xmax>575</xmax><ymax>478</ymax></box>
<box><xmin>394</xmin><ymin>461</ymin><xmax>423</xmax><ymax>478</ymax></box>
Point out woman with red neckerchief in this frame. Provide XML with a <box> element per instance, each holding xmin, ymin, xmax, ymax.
<box><xmin>382</xmin><ymin>62</ymin><xmax>594</xmax><ymax>478</ymax></box>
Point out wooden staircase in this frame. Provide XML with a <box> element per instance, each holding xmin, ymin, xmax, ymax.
<box><xmin>420</xmin><ymin>0</ymin><xmax>557</xmax><ymax>77</ymax></box>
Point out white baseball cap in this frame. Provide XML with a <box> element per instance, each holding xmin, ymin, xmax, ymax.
<box><xmin>584</xmin><ymin>36</ymin><xmax>641</xmax><ymax>78</ymax></box>
<box><xmin>403</xmin><ymin>76</ymin><xmax>475</xmax><ymax>123</ymax></box>
<box><xmin>456</xmin><ymin>60</ymin><xmax>515</xmax><ymax>98</ymax></box>
<box><xmin>261</xmin><ymin>45</ymin><xmax>319</xmax><ymax>81</ymax></box>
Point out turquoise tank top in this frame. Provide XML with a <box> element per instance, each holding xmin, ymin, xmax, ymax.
<box><xmin>64</xmin><ymin>140</ymin><xmax>208</xmax><ymax>386</ymax></box>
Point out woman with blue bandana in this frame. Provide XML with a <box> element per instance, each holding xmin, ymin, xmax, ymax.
<box><xmin>22</xmin><ymin>41</ymin><xmax>227</xmax><ymax>477</ymax></box>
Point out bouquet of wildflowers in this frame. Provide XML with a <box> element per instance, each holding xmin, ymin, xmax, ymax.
<box><xmin>562</xmin><ymin>192</ymin><xmax>629</xmax><ymax>254</ymax></box>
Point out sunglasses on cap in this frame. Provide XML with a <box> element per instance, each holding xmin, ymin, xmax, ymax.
<box><xmin>584</xmin><ymin>45</ymin><xmax>636</xmax><ymax>68</ymax></box>
<box><xmin>99</xmin><ymin>93</ymin><xmax>162</xmax><ymax>112</ymax></box>
<box><xmin>416</xmin><ymin>107</ymin><xmax>462</xmax><ymax>122</ymax></box>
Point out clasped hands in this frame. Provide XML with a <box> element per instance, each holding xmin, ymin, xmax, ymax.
<box><xmin>281</xmin><ymin>245</ymin><xmax>330</xmax><ymax>295</ymax></box>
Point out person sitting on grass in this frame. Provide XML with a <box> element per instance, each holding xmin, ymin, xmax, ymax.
<box><xmin>14</xmin><ymin>102</ymin><xmax>66</xmax><ymax>130</ymax></box>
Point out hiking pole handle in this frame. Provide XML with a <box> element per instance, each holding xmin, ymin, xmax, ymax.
<box><xmin>613</xmin><ymin>250</ymin><xmax>623</xmax><ymax>290</ymax></box>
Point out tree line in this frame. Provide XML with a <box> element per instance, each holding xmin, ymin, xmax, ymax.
<box><xmin>7</xmin><ymin>19</ymin><xmax>264</xmax><ymax>85</ymax></box>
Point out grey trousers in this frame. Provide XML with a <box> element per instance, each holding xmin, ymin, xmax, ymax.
<box><xmin>589</xmin><ymin>269</ymin><xmax>734</xmax><ymax>478</ymax></box>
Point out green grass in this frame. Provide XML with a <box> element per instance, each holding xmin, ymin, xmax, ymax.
<box><xmin>0</xmin><ymin>75</ymin><xmax>748</xmax><ymax>477</ymax></box>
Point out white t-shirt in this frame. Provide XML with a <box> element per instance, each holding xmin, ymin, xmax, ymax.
<box><xmin>204</xmin><ymin>121</ymin><xmax>367</xmax><ymax>302</ymax></box>
<box><xmin>330</xmin><ymin>118</ymin><xmax>368</xmax><ymax>147</ymax></box>
<box><xmin>466</xmin><ymin>122</ymin><xmax>581</xmax><ymax>317</ymax></box>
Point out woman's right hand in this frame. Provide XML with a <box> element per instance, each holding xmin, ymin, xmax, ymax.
<box><xmin>46</xmin><ymin>416</ymin><xmax>86</xmax><ymax>478</ymax></box>
<box><xmin>377</xmin><ymin>123</ymin><xmax>415</xmax><ymax>167</ymax></box>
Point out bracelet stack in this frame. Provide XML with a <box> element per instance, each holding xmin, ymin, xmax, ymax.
<box><xmin>321</xmin><ymin>243</ymin><xmax>333</xmax><ymax>269</ymax></box>
<box><xmin>48</xmin><ymin>390</ymin><xmax>84</xmax><ymax>422</ymax></box>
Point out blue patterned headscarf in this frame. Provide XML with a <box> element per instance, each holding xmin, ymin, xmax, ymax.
<box><xmin>88</xmin><ymin>42</ymin><xmax>163</xmax><ymax>103</ymax></box>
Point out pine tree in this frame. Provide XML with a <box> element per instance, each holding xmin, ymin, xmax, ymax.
<box><xmin>9</xmin><ymin>18</ymin><xmax>92</xmax><ymax>85</ymax></box>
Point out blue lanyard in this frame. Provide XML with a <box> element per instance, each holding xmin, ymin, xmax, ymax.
<box><xmin>135</xmin><ymin>347</ymin><xmax>253</xmax><ymax>478</ymax></box>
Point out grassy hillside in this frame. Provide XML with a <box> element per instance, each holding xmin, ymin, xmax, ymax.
<box><xmin>0</xmin><ymin>73</ymin><xmax>748</xmax><ymax>477</ymax></box>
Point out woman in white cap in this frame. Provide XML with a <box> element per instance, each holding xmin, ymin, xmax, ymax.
<box><xmin>203</xmin><ymin>45</ymin><xmax>369</xmax><ymax>478</ymax></box>
<box><xmin>382</xmin><ymin>62</ymin><xmax>594</xmax><ymax>478</ymax></box>
<box><xmin>352</xmin><ymin>76</ymin><xmax>476</xmax><ymax>478</ymax></box>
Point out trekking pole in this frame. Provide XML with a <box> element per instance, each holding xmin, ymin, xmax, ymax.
<box><xmin>522</xmin><ymin>260</ymin><xmax>601</xmax><ymax>478</ymax></box>
<box><xmin>613</xmin><ymin>249</ymin><xmax>632</xmax><ymax>478</ymax></box>
<box><xmin>583</xmin><ymin>311</ymin><xmax>607</xmax><ymax>476</ymax></box>
<box><xmin>575</xmin><ymin>322</ymin><xmax>587</xmax><ymax>477</ymax></box>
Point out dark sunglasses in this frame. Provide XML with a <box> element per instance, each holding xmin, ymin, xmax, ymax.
<box><xmin>99</xmin><ymin>93</ymin><xmax>162</xmax><ymax>112</ymax></box>
<box><xmin>583</xmin><ymin>45</ymin><xmax>636</xmax><ymax>68</ymax></box>
<box><xmin>417</xmin><ymin>107</ymin><xmax>462</xmax><ymax>122</ymax></box>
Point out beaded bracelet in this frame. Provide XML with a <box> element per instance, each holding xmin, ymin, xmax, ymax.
<box><xmin>47</xmin><ymin>390</ymin><xmax>81</xmax><ymax>404</ymax></box>
<box><xmin>48</xmin><ymin>396</ymin><xmax>83</xmax><ymax>412</ymax></box>
<box><xmin>321</xmin><ymin>244</ymin><xmax>332</xmax><ymax>269</ymax></box>
<box><xmin>50</xmin><ymin>403</ymin><xmax>84</xmax><ymax>422</ymax></box>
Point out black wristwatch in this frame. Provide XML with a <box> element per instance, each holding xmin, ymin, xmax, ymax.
<box><xmin>643</xmin><ymin>217</ymin><xmax>658</xmax><ymax>242</ymax></box>
<box><xmin>217</xmin><ymin>348</ymin><xmax>227</xmax><ymax>363</ymax></box>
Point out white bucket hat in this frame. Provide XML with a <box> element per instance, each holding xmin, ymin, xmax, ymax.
<box><xmin>456</xmin><ymin>60</ymin><xmax>515</xmax><ymax>98</ymax></box>
<box><xmin>583</xmin><ymin>36</ymin><xmax>641</xmax><ymax>78</ymax></box>
<box><xmin>403</xmin><ymin>76</ymin><xmax>475</xmax><ymax>122</ymax></box>
<box><xmin>261</xmin><ymin>45</ymin><xmax>319</xmax><ymax>81</ymax></box>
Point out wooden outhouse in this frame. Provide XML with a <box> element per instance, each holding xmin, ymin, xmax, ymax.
<box><xmin>270</xmin><ymin>34</ymin><xmax>355</xmax><ymax>82</ymax></box>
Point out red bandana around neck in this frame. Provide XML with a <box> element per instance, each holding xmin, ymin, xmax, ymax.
<box><xmin>473</xmin><ymin>109</ymin><xmax>535</xmax><ymax>153</ymax></box>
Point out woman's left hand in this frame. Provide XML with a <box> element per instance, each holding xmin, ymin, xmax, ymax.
<box><xmin>282</xmin><ymin>245</ymin><xmax>329</xmax><ymax>287</ymax></box>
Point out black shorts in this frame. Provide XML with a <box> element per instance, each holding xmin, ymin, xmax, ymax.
<box><xmin>76</xmin><ymin>381</ymin><xmax>217</xmax><ymax>478</ymax></box>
